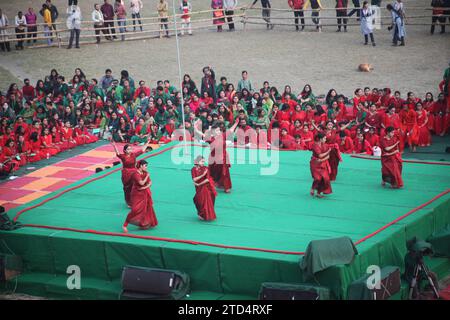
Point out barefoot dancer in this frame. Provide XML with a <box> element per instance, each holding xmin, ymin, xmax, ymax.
<box><xmin>380</xmin><ymin>126</ymin><xmax>404</xmax><ymax>189</ymax></box>
<box><xmin>310</xmin><ymin>133</ymin><xmax>332</xmax><ymax>198</ymax></box>
<box><xmin>112</xmin><ymin>140</ymin><xmax>151</xmax><ymax>207</ymax></box>
<box><xmin>192</xmin><ymin>156</ymin><xmax>217</xmax><ymax>221</ymax></box>
<box><xmin>123</xmin><ymin>160</ymin><xmax>158</xmax><ymax>233</ymax></box>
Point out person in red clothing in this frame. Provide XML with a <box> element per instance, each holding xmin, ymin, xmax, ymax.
<box><xmin>280</xmin><ymin>127</ymin><xmax>296</xmax><ymax>149</ymax></box>
<box><xmin>292</xmin><ymin>134</ymin><xmax>307</xmax><ymax>150</ymax></box>
<box><xmin>422</xmin><ymin>92</ymin><xmax>435</xmax><ymax>132</ymax></box>
<box><xmin>365</xmin><ymin>104</ymin><xmax>382</xmax><ymax>133</ymax></box>
<box><xmin>337</xmin><ymin>131</ymin><xmax>354</xmax><ymax>154</ymax></box>
<box><xmin>380</xmin><ymin>88</ymin><xmax>395</xmax><ymax>109</ymax></box>
<box><xmin>123</xmin><ymin>160</ymin><xmax>158</xmax><ymax>233</ymax></box>
<box><xmin>290</xmin><ymin>119</ymin><xmax>303</xmax><ymax>138</ymax></box>
<box><xmin>206</xmin><ymin>121</ymin><xmax>238</xmax><ymax>193</ymax></box>
<box><xmin>60</xmin><ymin>121</ymin><xmax>78</xmax><ymax>149</ymax></box>
<box><xmin>16</xmin><ymin>134</ymin><xmax>31</xmax><ymax>166</ymax></box>
<box><xmin>288</xmin><ymin>0</ymin><xmax>305</xmax><ymax>31</ymax></box>
<box><xmin>133</xmin><ymin>80</ymin><xmax>151</xmax><ymax>99</ymax></box>
<box><xmin>0</xmin><ymin>145</ymin><xmax>17</xmax><ymax>178</ymax></box>
<box><xmin>400</xmin><ymin>103</ymin><xmax>419</xmax><ymax>152</ymax></box>
<box><xmin>40</xmin><ymin>127</ymin><xmax>60</xmax><ymax>157</ymax></box>
<box><xmin>431</xmin><ymin>93</ymin><xmax>448</xmax><ymax>136</ymax></box>
<box><xmin>50</xmin><ymin>125</ymin><xmax>67</xmax><ymax>152</ymax></box>
<box><xmin>22</xmin><ymin>78</ymin><xmax>35</xmax><ymax>101</ymax></box>
<box><xmin>382</xmin><ymin>105</ymin><xmax>403</xmax><ymax>150</ymax></box>
<box><xmin>74</xmin><ymin>119</ymin><xmax>99</xmax><ymax>145</ymax></box>
<box><xmin>353</xmin><ymin>132</ymin><xmax>372</xmax><ymax>154</ymax></box>
<box><xmin>415</xmin><ymin>102</ymin><xmax>432</xmax><ymax>147</ymax></box>
<box><xmin>380</xmin><ymin>126</ymin><xmax>403</xmax><ymax>189</ymax></box>
<box><xmin>310</xmin><ymin>132</ymin><xmax>332</xmax><ymax>198</ymax></box>
<box><xmin>192</xmin><ymin>155</ymin><xmax>217</xmax><ymax>221</ymax></box>
<box><xmin>352</xmin><ymin>88</ymin><xmax>366</xmax><ymax>117</ymax></box>
<box><xmin>3</xmin><ymin>139</ymin><xmax>21</xmax><ymax>170</ymax></box>
<box><xmin>365</xmin><ymin>126</ymin><xmax>380</xmax><ymax>147</ymax></box>
<box><xmin>300</xmin><ymin>123</ymin><xmax>314</xmax><ymax>150</ymax></box>
<box><xmin>291</xmin><ymin>104</ymin><xmax>306</xmax><ymax>123</ymax></box>
<box><xmin>27</xmin><ymin>132</ymin><xmax>43</xmax><ymax>162</ymax></box>
<box><xmin>112</xmin><ymin>140</ymin><xmax>151</xmax><ymax>207</ymax></box>
<box><xmin>406</xmin><ymin>92</ymin><xmax>421</xmax><ymax>110</ymax></box>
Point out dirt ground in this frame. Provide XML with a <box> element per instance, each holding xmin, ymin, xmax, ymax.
<box><xmin>0</xmin><ymin>0</ymin><xmax>449</xmax><ymax>98</ymax></box>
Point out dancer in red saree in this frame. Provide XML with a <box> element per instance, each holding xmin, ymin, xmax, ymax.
<box><xmin>310</xmin><ymin>133</ymin><xmax>332</xmax><ymax>198</ymax></box>
<box><xmin>192</xmin><ymin>156</ymin><xmax>217</xmax><ymax>221</ymax></box>
<box><xmin>380</xmin><ymin>126</ymin><xmax>404</xmax><ymax>189</ymax></box>
<box><xmin>112</xmin><ymin>140</ymin><xmax>151</xmax><ymax>207</ymax></box>
<box><xmin>123</xmin><ymin>160</ymin><xmax>158</xmax><ymax>233</ymax></box>
<box><xmin>206</xmin><ymin>121</ymin><xmax>238</xmax><ymax>193</ymax></box>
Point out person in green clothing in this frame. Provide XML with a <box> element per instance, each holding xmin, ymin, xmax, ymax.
<box><xmin>154</xmin><ymin>86</ymin><xmax>172</xmax><ymax>104</ymax></box>
<box><xmin>164</xmin><ymin>80</ymin><xmax>176</xmax><ymax>95</ymax></box>
<box><xmin>298</xmin><ymin>84</ymin><xmax>317</xmax><ymax>109</ymax></box>
<box><xmin>154</xmin><ymin>106</ymin><xmax>169</xmax><ymax>126</ymax></box>
<box><xmin>216</xmin><ymin>76</ymin><xmax>228</xmax><ymax>95</ymax></box>
<box><xmin>18</xmin><ymin>100</ymin><xmax>36</xmax><ymax>124</ymax></box>
<box><xmin>106</xmin><ymin>80</ymin><xmax>124</xmax><ymax>102</ymax></box>
<box><xmin>253</xmin><ymin>108</ymin><xmax>270</xmax><ymax>129</ymax></box>
<box><xmin>130</xmin><ymin>117</ymin><xmax>149</xmax><ymax>144</ymax></box>
<box><xmin>261</xmin><ymin>92</ymin><xmax>274</xmax><ymax>114</ymax></box>
<box><xmin>90</xmin><ymin>78</ymin><xmax>105</xmax><ymax>100</ymax></box>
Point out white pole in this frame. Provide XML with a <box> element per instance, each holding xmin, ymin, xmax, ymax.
<box><xmin>171</xmin><ymin>0</ymin><xmax>188</xmax><ymax>152</ymax></box>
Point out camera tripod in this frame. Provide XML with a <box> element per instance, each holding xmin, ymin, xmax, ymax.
<box><xmin>408</xmin><ymin>259</ymin><xmax>440</xmax><ymax>300</ymax></box>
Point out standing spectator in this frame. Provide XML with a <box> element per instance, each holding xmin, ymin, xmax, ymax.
<box><xmin>44</xmin><ymin>0</ymin><xmax>59</xmax><ymax>37</ymax></box>
<box><xmin>304</xmin><ymin>0</ymin><xmax>324</xmax><ymax>32</ymax></box>
<box><xmin>223</xmin><ymin>0</ymin><xmax>237</xmax><ymax>31</ymax></box>
<box><xmin>211</xmin><ymin>0</ymin><xmax>225</xmax><ymax>32</ymax></box>
<box><xmin>66</xmin><ymin>4</ymin><xmax>82</xmax><ymax>49</ymax></box>
<box><xmin>115</xmin><ymin>0</ymin><xmax>127</xmax><ymax>41</ymax></box>
<box><xmin>180</xmin><ymin>0</ymin><xmax>193</xmax><ymax>36</ymax></box>
<box><xmin>288</xmin><ymin>0</ymin><xmax>305</xmax><ymax>31</ymax></box>
<box><xmin>130</xmin><ymin>0</ymin><xmax>143</xmax><ymax>32</ymax></box>
<box><xmin>15</xmin><ymin>11</ymin><xmax>26</xmax><ymax>50</ymax></box>
<box><xmin>157</xmin><ymin>0</ymin><xmax>170</xmax><ymax>38</ymax></box>
<box><xmin>444</xmin><ymin>0</ymin><xmax>450</xmax><ymax>34</ymax></box>
<box><xmin>102</xmin><ymin>0</ymin><xmax>117</xmax><ymax>39</ymax></box>
<box><xmin>431</xmin><ymin>0</ymin><xmax>446</xmax><ymax>34</ymax></box>
<box><xmin>201</xmin><ymin>66</ymin><xmax>216</xmax><ymax>103</ymax></box>
<box><xmin>250</xmin><ymin>0</ymin><xmax>274</xmax><ymax>30</ymax></box>
<box><xmin>336</xmin><ymin>0</ymin><xmax>348</xmax><ymax>32</ymax></box>
<box><xmin>237</xmin><ymin>71</ymin><xmax>254</xmax><ymax>93</ymax></box>
<box><xmin>360</xmin><ymin>1</ymin><xmax>375</xmax><ymax>46</ymax></box>
<box><xmin>0</xmin><ymin>9</ymin><xmax>11</xmax><ymax>52</ymax></box>
<box><xmin>25</xmin><ymin>8</ymin><xmax>38</xmax><ymax>44</ymax></box>
<box><xmin>348</xmin><ymin>0</ymin><xmax>361</xmax><ymax>19</ymax></box>
<box><xmin>93</xmin><ymin>3</ymin><xmax>111</xmax><ymax>43</ymax></box>
<box><xmin>42</xmin><ymin>4</ymin><xmax>53</xmax><ymax>46</ymax></box>
<box><xmin>387</xmin><ymin>1</ymin><xmax>406</xmax><ymax>46</ymax></box>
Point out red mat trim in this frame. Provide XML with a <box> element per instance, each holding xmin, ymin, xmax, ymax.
<box><xmin>10</xmin><ymin>143</ymin><xmax>450</xmax><ymax>256</ymax></box>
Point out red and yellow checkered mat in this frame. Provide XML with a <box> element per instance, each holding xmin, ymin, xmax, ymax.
<box><xmin>0</xmin><ymin>143</ymin><xmax>159</xmax><ymax>211</ymax></box>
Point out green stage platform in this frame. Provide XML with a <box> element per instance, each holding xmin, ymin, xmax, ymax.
<box><xmin>1</xmin><ymin>142</ymin><xmax>449</xmax><ymax>299</ymax></box>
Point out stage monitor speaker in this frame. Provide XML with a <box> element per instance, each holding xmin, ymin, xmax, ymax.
<box><xmin>259</xmin><ymin>282</ymin><xmax>331</xmax><ymax>300</ymax></box>
<box><xmin>347</xmin><ymin>266</ymin><xmax>401</xmax><ymax>300</ymax></box>
<box><xmin>120</xmin><ymin>266</ymin><xmax>190</xmax><ymax>300</ymax></box>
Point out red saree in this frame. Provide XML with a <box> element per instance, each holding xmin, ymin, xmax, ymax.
<box><xmin>380</xmin><ymin>135</ymin><xmax>404</xmax><ymax>188</ymax></box>
<box><xmin>117</xmin><ymin>150</ymin><xmax>143</xmax><ymax>206</ymax></box>
<box><xmin>124</xmin><ymin>171</ymin><xmax>158</xmax><ymax>229</ymax></box>
<box><xmin>208</xmin><ymin>133</ymin><xmax>232</xmax><ymax>191</ymax></box>
<box><xmin>192</xmin><ymin>165</ymin><xmax>217</xmax><ymax>221</ymax></box>
<box><xmin>310</xmin><ymin>143</ymin><xmax>332</xmax><ymax>195</ymax></box>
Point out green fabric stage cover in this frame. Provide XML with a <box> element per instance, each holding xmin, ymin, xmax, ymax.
<box><xmin>1</xmin><ymin>142</ymin><xmax>449</xmax><ymax>299</ymax></box>
<box><xmin>428</xmin><ymin>225</ymin><xmax>450</xmax><ymax>257</ymax></box>
<box><xmin>347</xmin><ymin>266</ymin><xmax>400</xmax><ymax>300</ymax></box>
<box><xmin>300</xmin><ymin>236</ymin><xmax>358</xmax><ymax>281</ymax></box>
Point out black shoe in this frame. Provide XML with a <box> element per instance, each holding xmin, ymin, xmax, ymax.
<box><xmin>372</xmin><ymin>42</ymin><xmax>376</xmax><ymax>47</ymax></box>
<box><xmin>76</xmin><ymin>46</ymin><xmax>80</xmax><ymax>48</ymax></box>
<box><xmin>67</xmin><ymin>46</ymin><xmax>72</xmax><ymax>49</ymax></box>
<box><xmin>336</xmin><ymin>28</ymin><xmax>341</xmax><ymax>32</ymax></box>
<box><xmin>364</xmin><ymin>42</ymin><xmax>368</xmax><ymax>45</ymax></box>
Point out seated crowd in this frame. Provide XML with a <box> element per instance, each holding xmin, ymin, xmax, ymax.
<box><xmin>0</xmin><ymin>67</ymin><xmax>449</xmax><ymax>178</ymax></box>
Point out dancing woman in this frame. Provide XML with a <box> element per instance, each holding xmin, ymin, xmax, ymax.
<box><xmin>380</xmin><ymin>126</ymin><xmax>404</xmax><ymax>189</ymax></box>
<box><xmin>123</xmin><ymin>160</ymin><xmax>158</xmax><ymax>233</ymax></box>
<box><xmin>310</xmin><ymin>133</ymin><xmax>332</xmax><ymax>198</ymax></box>
<box><xmin>192</xmin><ymin>156</ymin><xmax>217</xmax><ymax>221</ymax></box>
<box><xmin>112</xmin><ymin>140</ymin><xmax>151</xmax><ymax>207</ymax></box>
